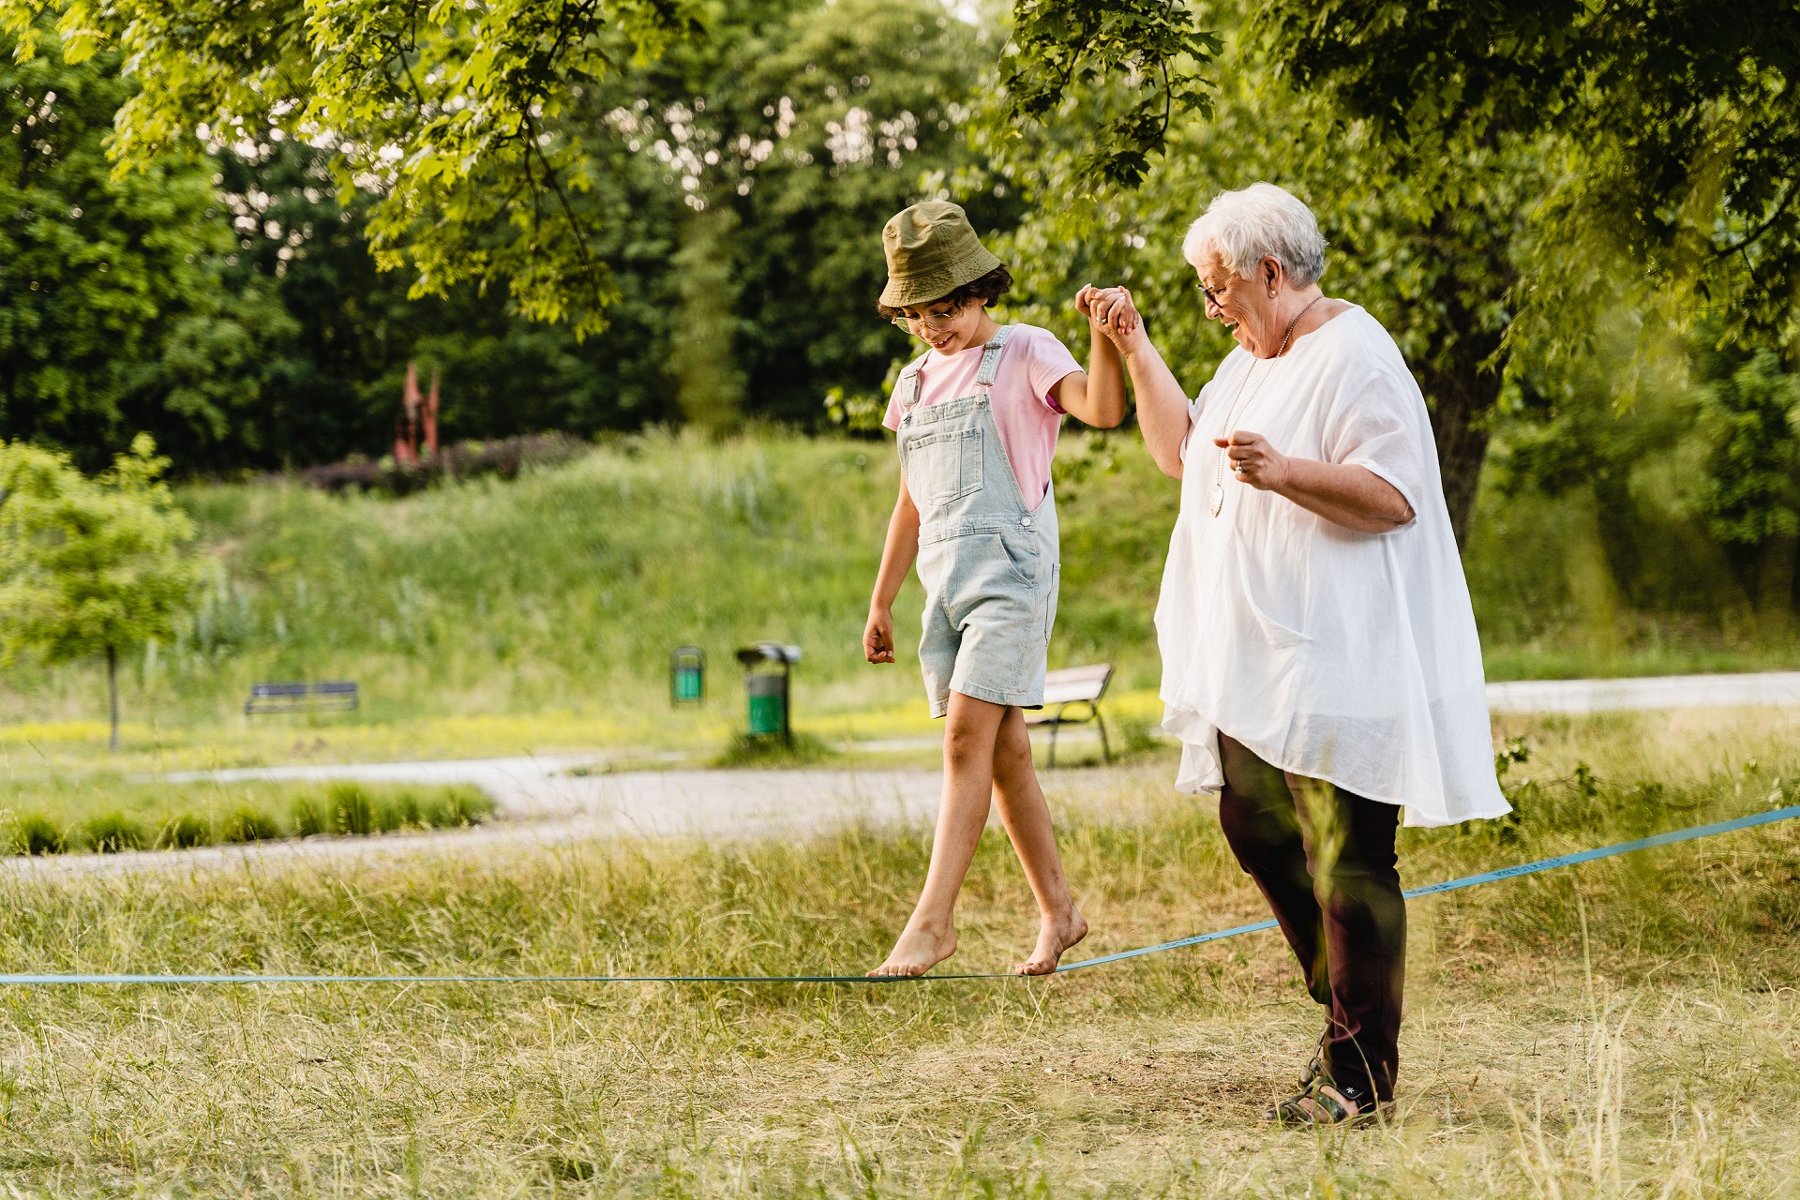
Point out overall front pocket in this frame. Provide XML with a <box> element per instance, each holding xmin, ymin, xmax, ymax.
<box><xmin>902</xmin><ymin>428</ymin><xmax>983</xmax><ymax>507</ymax></box>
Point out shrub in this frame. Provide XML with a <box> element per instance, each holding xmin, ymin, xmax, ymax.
<box><xmin>81</xmin><ymin>811</ymin><xmax>146</xmax><ymax>853</ymax></box>
<box><xmin>385</xmin><ymin>791</ymin><xmax>423</xmax><ymax>830</ymax></box>
<box><xmin>6</xmin><ymin>813</ymin><xmax>66</xmax><ymax>855</ymax></box>
<box><xmin>291</xmin><ymin>795</ymin><xmax>328</xmax><ymax>837</ymax></box>
<box><xmin>447</xmin><ymin>785</ymin><xmax>493</xmax><ymax>825</ymax></box>
<box><xmin>156</xmin><ymin>813</ymin><xmax>212</xmax><ymax>849</ymax></box>
<box><xmin>219</xmin><ymin>805</ymin><xmax>282</xmax><ymax>844</ymax></box>
<box><xmin>327</xmin><ymin>783</ymin><xmax>377</xmax><ymax>835</ymax></box>
<box><xmin>414</xmin><ymin>785</ymin><xmax>492</xmax><ymax>829</ymax></box>
<box><xmin>5</xmin><ymin>784</ymin><xmax>489</xmax><ymax>857</ymax></box>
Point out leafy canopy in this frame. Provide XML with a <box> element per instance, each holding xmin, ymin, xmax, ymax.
<box><xmin>1</xmin><ymin>0</ymin><xmax>710</xmax><ymax>337</ymax></box>
<box><xmin>1256</xmin><ymin>0</ymin><xmax>1800</xmax><ymax>342</ymax></box>
<box><xmin>1000</xmin><ymin>0</ymin><xmax>1220</xmax><ymax>190</ymax></box>
<box><xmin>993</xmin><ymin>0</ymin><xmax>1800</xmax><ymax>352</ymax></box>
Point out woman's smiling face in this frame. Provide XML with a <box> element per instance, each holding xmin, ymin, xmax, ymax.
<box><xmin>1195</xmin><ymin>248</ymin><xmax>1283</xmax><ymax>358</ymax></box>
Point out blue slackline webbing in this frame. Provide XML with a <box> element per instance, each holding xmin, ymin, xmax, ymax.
<box><xmin>2</xmin><ymin>802</ymin><xmax>1796</xmax><ymax>988</ymax></box>
<box><xmin>1056</xmin><ymin>800</ymin><xmax>1800</xmax><ymax>972</ymax></box>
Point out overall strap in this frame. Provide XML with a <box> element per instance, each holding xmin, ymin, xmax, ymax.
<box><xmin>974</xmin><ymin>326</ymin><xmax>1013</xmax><ymax>389</ymax></box>
<box><xmin>896</xmin><ymin>351</ymin><xmax>931</xmax><ymax>414</ymax></box>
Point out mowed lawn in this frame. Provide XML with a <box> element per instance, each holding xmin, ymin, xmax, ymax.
<box><xmin>0</xmin><ymin>708</ymin><xmax>1795</xmax><ymax>1196</ymax></box>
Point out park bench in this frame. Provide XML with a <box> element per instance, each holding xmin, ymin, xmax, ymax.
<box><xmin>1024</xmin><ymin>664</ymin><xmax>1114</xmax><ymax>767</ymax></box>
<box><xmin>243</xmin><ymin>681</ymin><xmax>360</xmax><ymax>715</ymax></box>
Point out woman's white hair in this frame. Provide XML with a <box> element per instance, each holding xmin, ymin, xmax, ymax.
<box><xmin>1182</xmin><ymin>182</ymin><xmax>1328</xmax><ymax>288</ymax></box>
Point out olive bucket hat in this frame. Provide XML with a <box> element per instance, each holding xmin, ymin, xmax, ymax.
<box><xmin>879</xmin><ymin>200</ymin><xmax>1004</xmax><ymax>309</ymax></box>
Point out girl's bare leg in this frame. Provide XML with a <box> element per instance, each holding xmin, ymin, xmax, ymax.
<box><xmin>868</xmin><ymin>692</ymin><xmax>1008</xmax><ymax>978</ymax></box>
<box><xmin>991</xmin><ymin>706</ymin><xmax>1088</xmax><ymax>974</ymax></box>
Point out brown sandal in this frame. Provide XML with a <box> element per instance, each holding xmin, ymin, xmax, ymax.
<box><xmin>1265</xmin><ymin>1081</ymin><xmax>1394</xmax><ymax>1127</ymax></box>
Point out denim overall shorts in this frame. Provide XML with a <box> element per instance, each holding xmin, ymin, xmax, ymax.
<box><xmin>896</xmin><ymin>326</ymin><xmax>1060</xmax><ymax>718</ymax></box>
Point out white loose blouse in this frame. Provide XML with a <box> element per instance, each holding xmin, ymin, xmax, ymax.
<box><xmin>1156</xmin><ymin>305</ymin><xmax>1510</xmax><ymax>827</ymax></box>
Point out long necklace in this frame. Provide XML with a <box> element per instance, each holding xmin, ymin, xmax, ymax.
<box><xmin>1209</xmin><ymin>294</ymin><xmax>1324</xmax><ymax>518</ymax></box>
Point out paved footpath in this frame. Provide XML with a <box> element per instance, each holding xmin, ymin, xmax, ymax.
<box><xmin>8</xmin><ymin>765</ymin><xmax>948</xmax><ymax>879</ymax></box>
<box><xmin>1485</xmin><ymin>671</ymin><xmax>1800</xmax><ymax>714</ymax></box>
<box><xmin>9</xmin><ymin>671</ymin><xmax>1799</xmax><ymax>879</ymax></box>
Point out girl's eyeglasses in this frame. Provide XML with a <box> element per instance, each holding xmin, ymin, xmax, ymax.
<box><xmin>890</xmin><ymin>303</ymin><xmax>964</xmax><ymax>335</ymax></box>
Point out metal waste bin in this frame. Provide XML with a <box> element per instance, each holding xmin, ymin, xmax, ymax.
<box><xmin>736</xmin><ymin>642</ymin><xmax>801</xmax><ymax>743</ymax></box>
<box><xmin>670</xmin><ymin>645</ymin><xmax>706</xmax><ymax>705</ymax></box>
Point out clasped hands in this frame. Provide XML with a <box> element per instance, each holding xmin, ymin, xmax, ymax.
<box><xmin>1074</xmin><ymin>284</ymin><xmax>1145</xmax><ymax>358</ymax></box>
<box><xmin>1072</xmin><ymin>284</ymin><xmax>1292</xmax><ymax>493</ymax></box>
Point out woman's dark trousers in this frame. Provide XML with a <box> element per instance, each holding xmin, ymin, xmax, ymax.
<box><xmin>1216</xmin><ymin>733</ymin><xmax>1405</xmax><ymax>1101</ymax></box>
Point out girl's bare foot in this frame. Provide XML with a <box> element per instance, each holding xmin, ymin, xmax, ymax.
<box><xmin>868</xmin><ymin>922</ymin><xmax>959</xmax><ymax>978</ymax></box>
<box><xmin>1016</xmin><ymin>909</ymin><xmax>1088</xmax><ymax>975</ymax></box>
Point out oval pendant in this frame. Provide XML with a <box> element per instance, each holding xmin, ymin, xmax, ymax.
<box><xmin>1210</xmin><ymin>485</ymin><xmax>1225</xmax><ymax>516</ymax></box>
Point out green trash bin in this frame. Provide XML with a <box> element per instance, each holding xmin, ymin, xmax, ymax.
<box><xmin>736</xmin><ymin>643</ymin><xmax>802</xmax><ymax>743</ymax></box>
<box><xmin>670</xmin><ymin>645</ymin><xmax>705</xmax><ymax>705</ymax></box>
<box><xmin>746</xmin><ymin>672</ymin><xmax>785</xmax><ymax>736</ymax></box>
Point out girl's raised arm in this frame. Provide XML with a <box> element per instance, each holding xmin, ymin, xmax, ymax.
<box><xmin>1083</xmin><ymin>286</ymin><xmax>1191</xmax><ymax>479</ymax></box>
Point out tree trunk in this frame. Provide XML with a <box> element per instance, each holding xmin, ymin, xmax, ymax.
<box><xmin>107</xmin><ymin>643</ymin><xmax>120</xmax><ymax>753</ymax></box>
<box><xmin>1755</xmin><ymin>534</ymin><xmax>1797</xmax><ymax>637</ymax></box>
<box><xmin>1422</xmin><ymin>367</ymin><xmax>1499</xmax><ymax>550</ymax></box>
<box><xmin>1410</xmin><ymin>205</ymin><xmax>1514</xmax><ymax>549</ymax></box>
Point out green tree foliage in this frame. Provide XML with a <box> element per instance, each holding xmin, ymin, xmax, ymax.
<box><xmin>986</xmin><ymin>10</ymin><xmax>1543</xmax><ymax>543</ymax></box>
<box><xmin>1</xmin><ymin>0</ymin><xmax>712</xmax><ymax>338</ymax></box>
<box><xmin>594</xmin><ymin>0</ymin><xmax>1000</xmax><ymax>425</ymax></box>
<box><xmin>1257</xmin><ymin>0</ymin><xmax>1800</xmax><ymax>343</ymax></box>
<box><xmin>1696</xmin><ymin>350</ymin><xmax>1800</xmax><ymax>553</ymax></box>
<box><xmin>209</xmin><ymin>137</ymin><xmax>679</xmax><ymax>468</ymax></box>
<box><xmin>1499</xmin><ymin>319</ymin><xmax>1800</xmax><ymax>627</ymax></box>
<box><xmin>1691</xmin><ymin>346</ymin><xmax>1799</xmax><ymax>621</ymax></box>
<box><xmin>999</xmin><ymin>0</ymin><xmax>1220</xmax><ymax>187</ymax></box>
<box><xmin>670</xmin><ymin>207</ymin><xmax>745</xmax><ymax>434</ymax></box>
<box><xmin>0</xmin><ymin>32</ymin><xmax>288</xmax><ymax>468</ymax></box>
<box><xmin>0</xmin><ymin>435</ymin><xmax>197</xmax><ymax>748</ymax></box>
<box><xmin>995</xmin><ymin>0</ymin><xmax>1800</xmax><ymax>543</ymax></box>
<box><xmin>1</xmin><ymin>0</ymin><xmax>990</xmax><ymax>467</ymax></box>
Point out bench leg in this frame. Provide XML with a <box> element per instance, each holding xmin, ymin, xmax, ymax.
<box><xmin>1096</xmin><ymin>712</ymin><xmax>1112</xmax><ymax>765</ymax></box>
<box><xmin>1047</xmin><ymin>722</ymin><xmax>1058</xmax><ymax>769</ymax></box>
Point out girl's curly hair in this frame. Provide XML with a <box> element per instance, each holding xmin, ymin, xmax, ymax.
<box><xmin>876</xmin><ymin>264</ymin><xmax>1014</xmax><ymax>322</ymax></box>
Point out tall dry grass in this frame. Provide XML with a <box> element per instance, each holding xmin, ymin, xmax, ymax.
<box><xmin>0</xmin><ymin>709</ymin><xmax>1794</xmax><ymax>1195</ymax></box>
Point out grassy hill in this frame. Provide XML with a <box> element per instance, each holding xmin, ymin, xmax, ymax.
<box><xmin>3</xmin><ymin>427</ymin><xmax>1797</xmax><ymax>748</ymax></box>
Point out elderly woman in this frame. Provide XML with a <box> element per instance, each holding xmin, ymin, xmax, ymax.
<box><xmin>1081</xmin><ymin>182</ymin><xmax>1509</xmax><ymax>1126</ymax></box>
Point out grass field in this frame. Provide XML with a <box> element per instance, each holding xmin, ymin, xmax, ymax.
<box><xmin>6</xmin><ymin>426</ymin><xmax>1800</xmax><ymax>848</ymax></box>
<box><xmin>5</xmin><ymin>429</ymin><xmax>1799</xmax><ymax>756</ymax></box>
<box><xmin>0</xmin><ymin>707</ymin><xmax>1795</xmax><ymax>1195</ymax></box>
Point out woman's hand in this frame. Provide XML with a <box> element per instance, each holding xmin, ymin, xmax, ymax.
<box><xmin>1215</xmin><ymin>431</ymin><xmax>1416</xmax><ymax>532</ymax></box>
<box><xmin>1215</xmin><ymin>430</ymin><xmax>1291</xmax><ymax>493</ymax></box>
<box><xmin>864</xmin><ymin>607</ymin><xmax>896</xmax><ymax>664</ymax></box>
<box><xmin>1075</xmin><ymin>285</ymin><xmax>1145</xmax><ymax>357</ymax></box>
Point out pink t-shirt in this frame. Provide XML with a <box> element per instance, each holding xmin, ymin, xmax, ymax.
<box><xmin>881</xmin><ymin>324</ymin><xmax>1082</xmax><ymax>511</ymax></box>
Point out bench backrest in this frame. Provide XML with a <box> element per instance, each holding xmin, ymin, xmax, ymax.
<box><xmin>1040</xmin><ymin>664</ymin><xmax>1112</xmax><ymax>706</ymax></box>
<box><xmin>250</xmin><ymin>681</ymin><xmax>358</xmax><ymax>697</ymax></box>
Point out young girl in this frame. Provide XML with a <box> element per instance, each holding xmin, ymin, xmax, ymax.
<box><xmin>862</xmin><ymin>200</ymin><xmax>1127</xmax><ymax>977</ymax></box>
